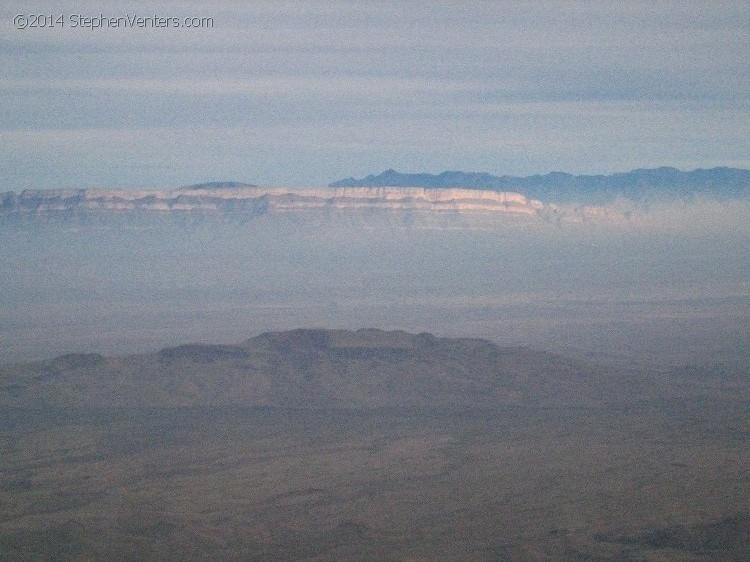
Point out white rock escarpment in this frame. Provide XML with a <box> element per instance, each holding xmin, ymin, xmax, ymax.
<box><xmin>1</xmin><ymin>186</ymin><xmax>544</xmax><ymax>215</ymax></box>
<box><xmin>0</xmin><ymin>186</ymin><xmax>629</xmax><ymax>223</ymax></box>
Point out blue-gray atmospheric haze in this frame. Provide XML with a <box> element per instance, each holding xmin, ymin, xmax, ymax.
<box><xmin>2</xmin><ymin>206</ymin><xmax>749</xmax><ymax>365</ymax></box>
<box><xmin>1</xmin><ymin>2</ymin><xmax>748</xmax><ymax>368</ymax></box>
<box><xmin>1</xmin><ymin>1</ymin><xmax>748</xmax><ymax>190</ymax></box>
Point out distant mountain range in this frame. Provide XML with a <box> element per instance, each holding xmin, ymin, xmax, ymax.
<box><xmin>0</xmin><ymin>329</ymin><xmax>575</xmax><ymax>410</ymax></box>
<box><xmin>330</xmin><ymin>167</ymin><xmax>750</xmax><ymax>204</ymax></box>
<box><xmin>0</xmin><ymin>329</ymin><xmax>620</xmax><ymax>410</ymax></box>
<box><xmin>1</xmin><ymin>329</ymin><xmax>740</xmax><ymax>411</ymax></box>
<box><xmin>2</xmin><ymin>186</ymin><xmax>593</xmax><ymax>222</ymax></box>
<box><xmin>1</xmin><ymin>168</ymin><xmax>746</xmax><ymax>221</ymax></box>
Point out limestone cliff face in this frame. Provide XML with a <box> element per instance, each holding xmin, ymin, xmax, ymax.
<box><xmin>0</xmin><ymin>186</ymin><xmax>627</xmax><ymax>223</ymax></box>
<box><xmin>1</xmin><ymin>186</ymin><xmax>545</xmax><ymax>215</ymax></box>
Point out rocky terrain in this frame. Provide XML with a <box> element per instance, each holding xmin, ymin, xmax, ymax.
<box><xmin>1</xmin><ymin>329</ymin><xmax>747</xmax><ymax>560</ymax></box>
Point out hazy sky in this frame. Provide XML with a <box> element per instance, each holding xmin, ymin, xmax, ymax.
<box><xmin>1</xmin><ymin>1</ymin><xmax>748</xmax><ymax>189</ymax></box>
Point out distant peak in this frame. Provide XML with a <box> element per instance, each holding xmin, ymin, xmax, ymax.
<box><xmin>183</xmin><ymin>181</ymin><xmax>258</xmax><ymax>189</ymax></box>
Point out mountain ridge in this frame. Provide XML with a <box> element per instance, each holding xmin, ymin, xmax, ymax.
<box><xmin>2</xmin><ymin>328</ymin><xmax>740</xmax><ymax>412</ymax></box>
<box><xmin>330</xmin><ymin>167</ymin><xmax>750</xmax><ymax>203</ymax></box>
<box><xmin>0</xmin><ymin>185</ymin><xmax>559</xmax><ymax>220</ymax></box>
<box><xmin>0</xmin><ymin>328</ymin><xmax>628</xmax><ymax>410</ymax></box>
<box><xmin>2</xmin><ymin>167</ymin><xmax>747</xmax><ymax>224</ymax></box>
